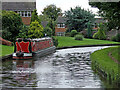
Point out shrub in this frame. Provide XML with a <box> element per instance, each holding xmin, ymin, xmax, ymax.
<box><xmin>28</xmin><ymin>20</ymin><xmax>43</xmax><ymax>38</ymax></box>
<box><xmin>70</xmin><ymin>30</ymin><xmax>78</xmax><ymax>37</ymax></box>
<box><xmin>111</xmin><ymin>36</ymin><xmax>116</xmax><ymax>41</ymax></box>
<box><xmin>111</xmin><ymin>34</ymin><xmax>120</xmax><ymax>42</ymax></box>
<box><xmin>43</xmin><ymin>26</ymin><xmax>52</xmax><ymax>37</ymax></box>
<box><xmin>52</xmin><ymin>37</ymin><xmax>58</xmax><ymax>47</ymax></box>
<box><xmin>74</xmin><ymin>34</ymin><xmax>84</xmax><ymax>40</ymax></box>
<box><xmin>65</xmin><ymin>32</ymin><xmax>70</xmax><ymax>37</ymax></box>
<box><xmin>93</xmin><ymin>23</ymin><xmax>106</xmax><ymax>40</ymax></box>
<box><xmin>116</xmin><ymin>33</ymin><xmax>120</xmax><ymax>42</ymax></box>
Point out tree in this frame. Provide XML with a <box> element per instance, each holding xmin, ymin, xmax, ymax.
<box><xmin>17</xmin><ymin>25</ymin><xmax>29</xmax><ymax>38</ymax></box>
<box><xmin>43</xmin><ymin>26</ymin><xmax>52</xmax><ymax>37</ymax></box>
<box><xmin>89</xmin><ymin>2</ymin><xmax>120</xmax><ymax>30</ymax></box>
<box><xmin>65</xmin><ymin>6</ymin><xmax>95</xmax><ymax>32</ymax></box>
<box><xmin>39</xmin><ymin>14</ymin><xmax>51</xmax><ymax>23</ymax></box>
<box><xmin>93</xmin><ymin>23</ymin><xmax>106</xmax><ymax>40</ymax></box>
<box><xmin>31</xmin><ymin>9</ymin><xmax>40</xmax><ymax>23</ymax></box>
<box><xmin>28</xmin><ymin>20</ymin><xmax>43</xmax><ymax>38</ymax></box>
<box><xmin>2</xmin><ymin>10</ymin><xmax>23</xmax><ymax>41</ymax></box>
<box><xmin>47</xmin><ymin>20</ymin><xmax>56</xmax><ymax>36</ymax></box>
<box><xmin>87</xmin><ymin>22</ymin><xmax>92</xmax><ymax>38</ymax></box>
<box><xmin>42</xmin><ymin>4</ymin><xmax>62</xmax><ymax>21</ymax></box>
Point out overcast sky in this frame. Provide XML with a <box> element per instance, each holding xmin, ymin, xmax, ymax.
<box><xmin>36</xmin><ymin>0</ymin><xmax>99</xmax><ymax>15</ymax></box>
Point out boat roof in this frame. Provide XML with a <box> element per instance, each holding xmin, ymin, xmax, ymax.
<box><xmin>32</xmin><ymin>37</ymin><xmax>52</xmax><ymax>41</ymax></box>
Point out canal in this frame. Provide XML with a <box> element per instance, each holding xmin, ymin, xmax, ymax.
<box><xmin>1</xmin><ymin>46</ymin><xmax>110</xmax><ymax>88</ymax></box>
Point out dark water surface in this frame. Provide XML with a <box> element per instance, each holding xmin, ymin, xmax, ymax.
<box><xmin>1</xmin><ymin>46</ymin><xmax>110</xmax><ymax>88</ymax></box>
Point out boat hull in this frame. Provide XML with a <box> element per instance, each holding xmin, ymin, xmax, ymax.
<box><xmin>13</xmin><ymin>46</ymin><xmax>56</xmax><ymax>59</ymax></box>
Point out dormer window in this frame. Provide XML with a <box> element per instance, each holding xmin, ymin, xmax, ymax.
<box><xmin>57</xmin><ymin>23</ymin><xmax>65</xmax><ymax>28</ymax></box>
<box><xmin>17</xmin><ymin>11</ymin><xmax>32</xmax><ymax>17</ymax></box>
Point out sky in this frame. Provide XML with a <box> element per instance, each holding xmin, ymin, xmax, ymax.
<box><xmin>36</xmin><ymin>0</ymin><xmax>99</xmax><ymax>15</ymax></box>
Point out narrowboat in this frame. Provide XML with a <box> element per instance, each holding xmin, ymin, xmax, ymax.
<box><xmin>13</xmin><ymin>37</ymin><xmax>56</xmax><ymax>59</ymax></box>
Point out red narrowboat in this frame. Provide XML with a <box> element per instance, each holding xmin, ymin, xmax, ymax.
<box><xmin>13</xmin><ymin>37</ymin><xmax>56</xmax><ymax>59</ymax></box>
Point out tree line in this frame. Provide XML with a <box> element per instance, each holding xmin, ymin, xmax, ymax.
<box><xmin>1</xmin><ymin>2</ymin><xmax>120</xmax><ymax>42</ymax></box>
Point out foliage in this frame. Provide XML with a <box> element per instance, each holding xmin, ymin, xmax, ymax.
<box><xmin>65</xmin><ymin>32</ymin><xmax>70</xmax><ymax>37</ymax></box>
<box><xmin>93</xmin><ymin>23</ymin><xmax>106</xmax><ymax>40</ymax></box>
<box><xmin>39</xmin><ymin>14</ymin><xmax>51</xmax><ymax>22</ymax></box>
<box><xmin>89</xmin><ymin>2</ymin><xmax>120</xmax><ymax>30</ymax></box>
<box><xmin>42</xmin><ymin>4</ymin><xmax>62</xmax><ymax>21</ymax></box>
<box><xmin>70</xmin><ymin>30</ymin><xmax>78</xmax><ymax>37</ymax></box>
<box><xmin>28</xmin><ymin>20</ymin><xmax>43</xmax><ymax>38</ymax></box>
<box><xmin>75</xmin><ymin>34</ymin><xmax>84</xmax><ymax>41</ymax></box>
<box><xmin>111</xmin><ymin>34</ymin><xmax>120</xmax><ymax>42</ymax></box>
<box><xmin>65</xmin><ymin>6</ymin><xmax>95</xmax><ymax>32</ymax></box>
<box><xmin>17</xmin><ymin>25</ymin><xmax>29</xmax><ymax>38</ymax></box>
<box><xmin>2</xmin><ymin>10</ymin><xmax>23</xmax><ymax>41</ymax></box>
<box><xmin>87</xmin><ymin>22</ymin><xmax>93</xmax><ymax>38</ymax></box>
<box><xmin>52</xmin><ymin>37</ymin><xmax>58</xmax><ymax>47</ymax></box>
<box><xmin>31</xmin><ymin>9</ymin><xmax>40</xmax><ymax>23</ymax></box>
<box><xmin>2</xmin><ymin>29</ymin><xmax>12</xmax><ymax>41</ymax></box>
<box><xmin>43</xmin><ymin>26</ymin><xmax>52</xmax><ymax>37</ymax></box>
<box><xmin>47</xmin><ymin>20</ymin><xmax>56</xmax><ymax>36</ymax></box>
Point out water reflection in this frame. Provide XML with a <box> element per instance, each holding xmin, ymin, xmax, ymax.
<box><xmin>2</xmin><ymin>59</ymin><xmax>37</xmax><ymax>87</ymax></box>
<box><xmin>2</xmin><ymin>46</ymin><xmax>110</xmax><ymax>88</ymax></box>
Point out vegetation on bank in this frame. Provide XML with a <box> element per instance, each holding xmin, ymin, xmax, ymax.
<box><xmin>55</xmin><ymin>36</ymin><xmax>119</xmax><ymax>48</ymax></box>
<box><xmin>0</xmin><ymin>44</ymin><xmax>14</xmax><ymax>57</ymax></box>
<box><xmin>90</xmin><ymin>46</ymin><xmax>120</xmax><ymax>87</ymax></box>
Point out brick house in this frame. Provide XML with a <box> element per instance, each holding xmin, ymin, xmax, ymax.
<box><xmin>55</xmin><ymin>16</ymin><xmax>67</xmax><ymax>36</ymax></box>
<box><xmin>2</xmin><ymin>0</ymin><xmax>36</xmax><ymax>25</ymax></box>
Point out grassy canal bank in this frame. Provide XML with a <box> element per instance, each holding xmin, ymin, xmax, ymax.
<box><xmin>0</xmin><ymin>44</ymin><xmax>14</xmax><ymax>57</ymax></box>
<box><xmin>55</xmin><ymin>36</ymin><xmax>119</xmax><ymax>48</ymax></box>
<box><xmin>90</xmin><ymin>46</ymin><xmax>120</xmax><ymax>88</ymax></box>
<box><xmin>1</xmin><ymin>36</ymin><xmax>120</xmax><ymax>57</ymax></box>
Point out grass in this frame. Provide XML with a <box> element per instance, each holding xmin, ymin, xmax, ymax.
<box><xmin>55</xmin><ymin>36</ymin><xmax>119</xmax><ymax>48</ymax></box>
<box><xmin>0</xmin><ymin>44</ymin><xmax>14</xmax><ymax>57</ymax></box>
<box><xmin>90</xmin><ymin>46</ymin><xmax>119</xmax><ymax>80</ymax></box>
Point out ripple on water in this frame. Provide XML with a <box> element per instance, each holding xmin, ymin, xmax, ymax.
<box><xmin>2</xmin><ymin>47</ymin><xmax>110</xmax><ymax>88</ymax></box>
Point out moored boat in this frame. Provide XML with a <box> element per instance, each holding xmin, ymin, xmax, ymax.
<box><xmin>13</xmin><ymin>37</ymin><xmax>56</xmax><ymax>59</ymax></box>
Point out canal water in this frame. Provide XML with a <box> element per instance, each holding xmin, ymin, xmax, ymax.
<box><xmin>1</xmin><ymin>46</ymin><xmax>110</xmax><ymax>88</ymax></box>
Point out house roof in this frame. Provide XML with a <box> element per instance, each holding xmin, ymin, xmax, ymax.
<box><xmin>2</xmin><ymin>2</ymin><xmax>36</xmax><ymax>11</ymax></box>
<box><xmin>56</xmin><ymin>16</ymin><xmax>67</xmax><ymax>24</ymax></box>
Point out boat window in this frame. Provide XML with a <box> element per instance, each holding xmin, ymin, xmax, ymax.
<box><xmin>17</xmin><ymin>39</ymin><xmax>22</xmax><ymax>42</ymax></box>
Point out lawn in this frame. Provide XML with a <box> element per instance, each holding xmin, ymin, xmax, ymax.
<box><xmin>0</xmin><ymin>44</ymin><xmax>14</xmax><ymax>57</ymax></box>
<box><xmin>55</xmin><ymin>36</ymin><xmax>119</xmax><ymax>48</ymax></box>
<box><xmin>90</xmin><ymin>46</ymin><xmax>119</xmax><ymax>82</ymax></box>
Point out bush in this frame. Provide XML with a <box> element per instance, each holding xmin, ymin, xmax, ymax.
<box><xmin>65</xmin><ymin>32</ymin><xmax>70</xmax><ymax>37</ymax></box>
<box><xmin>70</xmin><ymin>30</ymin><xmax>78</xmax><ymax>37</ymax></box>
<box><xmin>17</xmin><ymin>25</ymin><xmax>29</xmax><ymax>38</ymax></box>
<box><xmin>116</xmin><ymin>33</ymin><xmax>120</xmax><ymax>42</ymax></box>
<box><xmin>93</xmin><ymin>23</ymin><xmax>106</xmax><ymax>40</ymax></box>
<box><xmin>74</xmin><ymin>34</ymin><xmax>84</xmax><ymax>40</ymax></box>
<box><xmin>111</xmin><ymin>34</ymin><xmax>120</xmax><ymax>42</ymax></box>
<box><xmin>52</xmin><ymin>37</ymin><xmax>58</xmax><ymax>47</ymax></box>
<box><xmin>43</xmin><ymin>26</ymin><xmax>52</xmax><ymax>37</ymax></box>
<box><xmin>111</xmin><ymin>36</ymin><xmax>116</xmax><ymax>41</ymax></box>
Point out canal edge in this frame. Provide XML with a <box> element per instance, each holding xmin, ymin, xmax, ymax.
<box><xmin>1</xmin><ymin>44</ymin><xmax>120</xmax><ymax>60</ymax></box>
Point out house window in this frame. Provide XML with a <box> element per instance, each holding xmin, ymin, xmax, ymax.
<box><xmin>57</xmin><ymin>32</ymin><xmax>65</xmax><ymax>36</ymax></box>
<box><xmin>28</xmin><ymin>11</ymin><xmax>31</xmax><ymax>17</ymax></box>
<box><xmin>25</xmin><ymin>11</ymin><xmax>27</xmax><ymax>17</ymax></box>
<box><xmin>21</xmin><ymin>11</ymin><xmax>24</xmax><ymax>17</ymax></box>
<box><xmin>57</xmin><ymin>24</ymin><xmax>65</xmax><ymax>28</ymax></box>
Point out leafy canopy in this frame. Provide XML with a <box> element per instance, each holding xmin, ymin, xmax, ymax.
<box><xmin>42</xmin><ymin>4</ymin><xmax>62</xmax><ymax>21</ymax></box>
<box><xmin>89</xmin><ymin>2</ymin><xmax>120</xmax><ymax>30</ymax></box>
<box><xmin>65</xmin><ymin>6</ymin><xmax>95</xmax><ymax>32</ymax></box>
<box><xmin>2</xmin><ymin>10</ymin><xmax>23</xmax><ymax>41</ymax></box>
<box><xmin>28</xmin><ymin>20</ymin><xmax>43</xmax><ymax>38</ymax></box>
<box><xmin>31</xmin><ymin>9</ymin><xmax>40</xmax><ymax>23</ymax></box>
